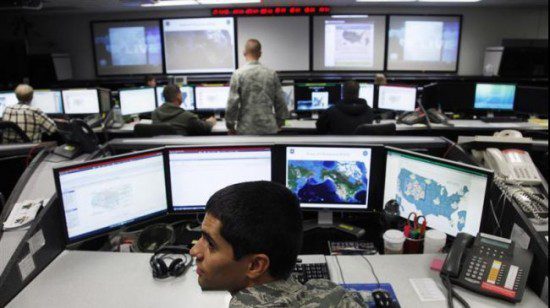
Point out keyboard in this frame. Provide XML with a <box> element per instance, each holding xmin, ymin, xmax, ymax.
<box><xmin>292</xmin><ymin>262</ymin><xmax>330</xmax><ymax>284</ymax></box>
<box><xmin>328</xmin><ymin>241</ymin><xmax>377</xmax><ymax>255</ymax></box>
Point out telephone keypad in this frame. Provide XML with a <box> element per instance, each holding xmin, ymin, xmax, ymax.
<box><xmin>464</xmin><ymin>256</ymin><xmax>489</xmax><ymax>283</ymax></box>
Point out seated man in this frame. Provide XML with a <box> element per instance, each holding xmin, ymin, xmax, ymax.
<box><xmin>316</xmin><ymin>80</ymin><xmax>374</xmax><ymax>135</ymax></box>
<box><xmin>152</xmin><ymin>84</ymin><xmax>216</xmax><ymax>135</ymax></box>
<box><xmin>2</xmin><ymin>84</ymin><xmax>57</xmax><ymax>143</ymax></box>
<box><xmin>190</xmin><ymin>181</ymin><xmax>363</xmax><ymax>307</ymax></box>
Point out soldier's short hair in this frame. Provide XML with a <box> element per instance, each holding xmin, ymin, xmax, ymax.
<box><xmin>343</xmin><ymin>80</ymin><xmax>360</xmax><ymax>101</ymax></box>
<box><xmin>206</xmin><ymin>181</ymin><xmax>303</xmax><ymax>280</ymax></box>
<box><xmin>162</xmin><ymin>84</ymin><xmax>181</xmax><ymax>103</ymax></box>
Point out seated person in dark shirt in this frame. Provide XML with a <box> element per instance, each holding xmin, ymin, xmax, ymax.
<box><xmin>152</xmin><ymin>84</ymin><xmax>216</xmax><ymax>135</ymax></box>
<box><xmin>316</xmin><ymin>80</ymin><xmax>374</xmax><ymax>134</ymax></box>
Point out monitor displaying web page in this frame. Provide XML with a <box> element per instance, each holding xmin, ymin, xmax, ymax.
<box><xmin>378</xmin><ymin>85</ymin><xmax>417</xmax><ymax>112</ymax></box>
<box><xmin>31</xmin><ymin>90</ymin><xmax>63</xmax><ymax>114</ymax></box>
<box><xmin>119</xmin><ymin>87</ymin><xmax>157</xmax><ymax>116</ymax></box>
<box><xmin>155</xmin><ymin>86</ymin><xmax>195</xmax><ymax>110</ymax></box>
<box><xmin>168</xmin><ymin>146</ymin><xmax>272</xmax><ymax>211</ymax></box>
<box><xmin>54</xmin><ymin>150</ymin><xmax>168</xmax><ymax>243</ymax></box>
<box><xmin>474</xmin><ymin>83</ymin><xmax>516</xmax><ymax>111</ymax></box>
<box><xmin>383</xmin><ymin>148</ymin><xmax>492</xmax><ymax>237</ymax></box>
<box><xmin>295</xmin><ymin>83</ymin><xmax>342</xmax><ymax>111</ymax></box>
<box><xmin>286</xmin><ymin>146</ymin><xmax>373</xmax><ymax>210</ymax></box>
<box><xmin>62</xmin><ymin>89</ymin><xmax>101</xmax><ymax>114</ymax></box>
<box><xmin>194</xmin><ymin>85</ymin><xmax>230</xmax><ymax>110</ymax></box>
<box><xmin>0</xmin><ymin>92</ymin><xmax>18</xmax><ymax>116</ymax></box>
<box><xmin>359</xmin><ymin>83</ymin><xmax>375</xmax><ymax>108</ymax></box>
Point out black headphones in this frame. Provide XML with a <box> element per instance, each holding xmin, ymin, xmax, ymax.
<box><xmin>150</xmin><ymin>245</ymin><xmax>192</xmax><ymax>279</ymax></box>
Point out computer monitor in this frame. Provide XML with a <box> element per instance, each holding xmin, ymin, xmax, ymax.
<box><xmin>194</xmin><ymin>85</ymin><xmax>230</xmax><ymax>111</ymax></box>
<box><xmin>155</xmin><ymin>86</ymin><xmax>195</xmax><ymax>110</ymax></box>
<box><xmin>0</xmin><ymin>91</ymin><xmax>18</xmax><ymax>116</ymax></box>
<box><xmin>119</xmin><ymin>87</ymin><xmax>157</xmax><ymax>116</ymax></box>
<box><xmin>282</xmin><ymin>85</ymin><xmax>295</xmax><ymax>112</ymax></box>
<box><xmin>295</xmin><ymin>83</ymin><xmax>342</xmax><ymax>111</ymax></box>
<box><xmin>474</xmin><ymin>83</ymin><xmax>516</xmax><ymax>111</ymax></box>
<box><xmin>167</xmin><ymin>146</ymin><xmax>272</xmax><ymax>211</ymax></box>
<box><xmin>383</xmin><ymin>147</ymin><xmax>492</xmax><ymax>237</ymax></box>
<box><xmin>378</xmin><ymin>85</ymin><xmax>417</xmax><ymax>112</ymax></box>
<box><xmin>54</xmin><ymin>150</ymin><xmax>169</xmax><ymax>243</ymax></box>
<box><xmin>359</xmin><ymin>83</ymin><xmax>375</xmax><ymax>108</ymax></box>
<box><xmin>31</xmin><ymin>90</ymin><xmax>63</xmax><ymax>114</ymax></box>
<box><xmin>61</xmin><ymin>89</ymin><xmax>101</xmax><ymax>115</ymax></box>
<box><xmin>515</xmin><ymin>86</ymin><xmax>548</xmax><ymax>116</ymax></box>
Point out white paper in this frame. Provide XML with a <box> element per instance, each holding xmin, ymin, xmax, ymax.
<box><xmin>511</xmin><ymin>224</ymin><xmax>531</xmax><ymax>250</ymax></box>
<box><xmin>409</xmin><ymin>278</ymin><xmax>446</xmax><ymax>302</ymax></box>
<box><xmin>3</xmin><ymin>199</ymin><xmax>47</xmax><ymax>230</ymax></box>
<box><xmin>28</xmin><ymin>229</ymin><xmax>46</xmax><ymax>254</ymax></box>
<box><xmin>18</xmin><ymin>253</ymin><xmax>36</xmax><ymax>281</ymax></box>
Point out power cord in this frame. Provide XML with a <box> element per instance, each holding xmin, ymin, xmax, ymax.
<box><xmin>361</xmin><ymin>255</ymin><xmax>381</xmax><ymax>289</ymax></box>
<box><xmin>333</xmin><ymin>255</ymin><xmax>346</xmax><ymax>285</ymax></box>
<box><xmin>443</xmin><ymin>274</ymin><xmax>470</xmax><ymax>308</ymax></box>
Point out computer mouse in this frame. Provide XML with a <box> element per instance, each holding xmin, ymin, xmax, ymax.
<box><xmin>372</xmin><ymin>290</ymin><xmax>398</xmax><ymax>308</ymax></box>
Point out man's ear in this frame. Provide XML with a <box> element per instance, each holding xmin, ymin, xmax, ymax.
<box><xmin>245</xmin><ymin>254</ymin><xmax>270</xmax><ymax>280</ymax></box>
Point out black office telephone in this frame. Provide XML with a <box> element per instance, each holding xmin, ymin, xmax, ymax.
<box><xmin>54</xmin><ymin>119</ymin><xmax>99</xmax><ymax>159</ymax></box>
<box><xmin>441</xmin><ymin>233</ymin><xmax>533</xmax><ymax>303</ymax></box>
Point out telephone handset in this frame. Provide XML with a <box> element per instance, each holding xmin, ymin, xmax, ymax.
<box><xmin>441</xmin><ymin>233</ymin><xmax>533</xmax><ymax>303</ymax></box>
<box><xmin>484</xmin><ymin>148</ymin><xmax>542</xmax><ymax>185</ymax></box>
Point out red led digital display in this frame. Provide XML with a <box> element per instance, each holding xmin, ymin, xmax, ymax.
<box><xmin>212</xmin><ymin>6</ymin><xmax>331</xmax><ymax>17</ymax></box>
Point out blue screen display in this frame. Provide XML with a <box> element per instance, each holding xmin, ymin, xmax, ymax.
<box><xmin>474</xmin><ymin>84</ymin><xmax>516</xmax><ymax>110</ymax></box>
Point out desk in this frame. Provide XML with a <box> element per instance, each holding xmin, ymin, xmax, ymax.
<box><xmin>7</xmin><ymin>251</ymin><xmax>545</xmax><ymax>308</ymax></box>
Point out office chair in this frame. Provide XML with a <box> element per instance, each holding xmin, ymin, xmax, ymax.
<box><xmin>134</xmin><ymin>123</ymin><xmax>180</xmax><ymax>138</ymax></box>
<box><xmin>354</xmin><ymin>123</ymin><xmax>397</xmax><ymax>136</ymax></box>
<box><xmin>0</xmin><ymin>121</ymin><xmax>31</xmax><ymax>143</ymax></box>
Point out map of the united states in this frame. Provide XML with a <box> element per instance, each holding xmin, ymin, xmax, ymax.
<box><xmin>396</xmin><ymin>168</ymin><xmax>469</xmax><ymax>231</ymax></box>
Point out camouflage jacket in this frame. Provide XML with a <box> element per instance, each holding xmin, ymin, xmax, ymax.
<box><xmin>226</xmin><ymin>61</ymin><xmax>288</xmax><ymax>135</ymax></box>
<box><xmin>229</xmin><ymin>278</ymin><xmax>364</xmax><ymax>308</ymax></box>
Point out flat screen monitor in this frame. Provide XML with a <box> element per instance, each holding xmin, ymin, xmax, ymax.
<box><xmin>313</xmin><ymin>15</ymin><xmax>386</xmax><ymax>71</ymax></box>
<box><xmin>31</xmin><ymin>90</ymin><xmax>63</xmax><ymax>114</ymax></box>
<box><xmin>515</xmin><ymin>86</ymin><xmax>548</xmax><ymax>116</ymax></box>
<box><xmin>163</xmin><ymin>17</ymin><xmax>236</xmax><ymax>73</ymax></box>
<box><xmin>426</xmin><ymin>82</ymin><xmax>475</xmax><ymax>112</ymax></box>
<box><xmin>54</xmin><ymin>150</ymin><xmax>168</xmax><ymax>243</ymax></box>
<box><xmin>92</xmin><ymin>20</ymin><xmax>164</xmax><ymax>76</ymax></box>
<box><xmin>155</xmin><ymin>86</ymin><xmax>195</xmax><ymax>110</ymax></box>
<box><xmin>359</xmin><ymin>83</ymin><xmax>375</xmax><ymax>108</ymax></box>
<box><xmin>119</xmin><ymin>87</ymin><xmax>157</xmax><ymax>116</ymax></box>
<box><xmin>387</xmin><ymin>15</ymin><xmax>461</xmax><ymax>72</ymax></box>
<box><xmin>0</xmin><ymin>91</ymin><xmax>18</xmax><ymax>116</ymax></box>
<box><xmin>295</xmin><ymin>83</ymin><xmax>342</xmax><ymax>111</ymax></box>
<box><xmin>383</xmin><ymin>147</ymin><xmax>492</xmax><ymax>237</ymax></box>
<box><xmin>62</xmin><ymin>89</ymin><xmax>101</xmax><ymax>115</ymax></box>
<box><xmin>378</xmin><ymin>85</ymin><xmax>417</xmax><ymax>112</ymax></box>
<box><xmin>474</xmin><ymin>83</ymin><xmax>516</xmax><ymax>111</ymax></box>
<box><xmin>286</xmin><ymin>146</ymin><xmax>373</xmax><ymax>210</ymax></box>
<box><xmin>194</xmin><ymin>85</ymin><xmax>229</xmax><ymax>111</ymax></box>
<box><xmin>282</xmin><ymin>85</ymin><xmax>295</xmax><ymax>112</ymax></box>
<box><xmin>168</xmin><ymin>146</ymin><xmax>272</xmax><ymax>211</ymax></box>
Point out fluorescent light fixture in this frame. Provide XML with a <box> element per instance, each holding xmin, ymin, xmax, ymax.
<box><xmin>419</xmin><ymin>0</ymin><xmax>480</xmax><ymax>2</ymax></box>
<box><xmin>332</xmin><ymin>15</ymin><xmax>370</xmax><ymax>18</ymax></box>
<box><xmin>197</xmin><ymin>0</ymin><xmax>261</xmax><ymax>4</ymax></box>
<box><xmin>356</xmin><ymin>0</ymin><xmax>416</xmax><ymax>2</ymax></box>
<box><xmin>142</xmin><ymin>0</ymin><xmax>260</xmax><ymax>6</ymax></box>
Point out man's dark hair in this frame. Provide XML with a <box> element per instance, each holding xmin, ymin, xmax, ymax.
<box><xmin>343</xmin><ymin>80</ymin><xmax>360</xmax><ymax>101</ymax></box>
<box><xmin>205</xmin><ymin>181</ymin><xmax>303</xmax><ymax>280</ymax></box>
<box><xmin>145</xmin><ymin>75</ymin><xmax>156</xmax><ymax>84</ymax></box>
<box><xmin>162</xmin><ymin>84</ymin><xmax>181</xmax><ymax>103</ymax></box>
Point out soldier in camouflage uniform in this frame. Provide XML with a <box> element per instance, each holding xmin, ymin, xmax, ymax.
<box><xmin>226</xmin><ymin>39</ymin><xmax>288</xmax><ymax>135</ymax></box>
<box><xmin>190</xmin><ymin>181</ymin><xmax>364</xmax><ymax>308</ymax></box>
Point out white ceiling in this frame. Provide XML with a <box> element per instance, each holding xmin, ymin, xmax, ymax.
<box><xmin>20</xmin><ymin>0</ymin><xmax>550</xmax><ymax>13</ymax></box>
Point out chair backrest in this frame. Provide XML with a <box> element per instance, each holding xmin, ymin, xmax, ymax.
<box><xmin>134</xmin><ymin>123</ymin><xmax>179</xmax><ymax>138</ymax></box>
<box><xmin>0</xmin><ymin>121</ymin><xmax>31</xmax><ymax>143</ymax></box>
<box><xmin>354</xmin><ymin>123</ymin><xmax>397</xmax><ymax>136</ymax></box>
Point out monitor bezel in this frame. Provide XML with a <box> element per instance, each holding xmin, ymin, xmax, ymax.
<box><xmin>165</xmin><ymin>144</ymin><xmax>275</xmax><ymax>213</ymax></box>
<box><xmin>383</xmin><ymin>146</ymin><xmax>494</xmax><ymax>237</ymax></box>
<box><xmin>473</xmin><ymin>82</ymin><xmax>517</xmax><ymax>112</ymax></box>
<box><xmin>61</xmin><ymin>88</ymin><xmax>102</xmax><ymax>116</ymax></box>
<box><xmin>118</xmin><ymin>86</ymin><xmax>158</xmax><ymax>116</ymax></box>
<box><xmin>377</xmin><ymin>84</ymin><xmax>418</xmax><ymax>112</ymax></box>
<box><xmin>32</xmin><ymin>89</ymin><xmax>65</xmax><ymax>115</ymax></box>
<box><xmin>193</xmin><ymin>84</ymin><xmax>230</xmax><ymax>112</ymax></box>
<box><xmin>53</xmin><ymin>147</ymin><xmax>169</xmax><ymax>245</ymax></box>
<box><xmin>279</xmin><ymin>144</ymin><xmax>386</xmax><ymax>212</ymax></box>
<box><xmin>293</xmin><ymin>82</ymin><xmax>343</xmax><ymax>112</ymax></box>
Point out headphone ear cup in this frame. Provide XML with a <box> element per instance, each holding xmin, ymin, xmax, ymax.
<box><xmin>168</xmin><ymin>258</ymin><xmax>187</xmax><ymax>277</ymax></box>
<box><xmin>152</xmin><ymin>258</ymin><xmax>169</xmax><ymax>279</ymax></box>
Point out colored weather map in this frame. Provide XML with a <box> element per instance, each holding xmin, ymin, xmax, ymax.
<box><xmin>396</xmin><ymin>169</ymin><xmax>469</xmax><ymax>231</ymax></box>
<box><xmin>288</xmin><ymin>160</ymin><xmax>368</xmax><ymax>204</ymax></box>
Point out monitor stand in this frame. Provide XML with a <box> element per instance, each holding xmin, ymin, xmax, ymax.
<box><xmin>215</xmin><ymin>112</ymin><xmax>222</xmax><ymax>121</ymax></box>
<box><xmin>481</xmin><ymin>111</ymin><xmax>523</xmax><ymax>123</ymax></box>
<box><xmin>303</xmin><ymin>210</ymin><xmax>365</xmax><ymax>238</ymax></box>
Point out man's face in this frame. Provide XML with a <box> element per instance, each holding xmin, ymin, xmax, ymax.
<box><xmin>190</xmin><ymin>213</ymin><xmax>250</xmax><ymax>293</ymax></box>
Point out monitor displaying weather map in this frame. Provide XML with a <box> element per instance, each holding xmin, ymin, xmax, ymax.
<box><xmin>286</xmin><ymin>146</ymin><xmax>373</xmax><ymax>210</ymax></box>
<box><xmin>383</xmin><ymin>148</ymin><xmax>490</xmax><ymax>236</ymax></box>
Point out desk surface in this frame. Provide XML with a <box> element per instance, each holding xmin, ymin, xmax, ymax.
<box><xmin>8</xmin><ymin>251</ymin><xmax>546</xmax><ymax>308</ymax></box>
